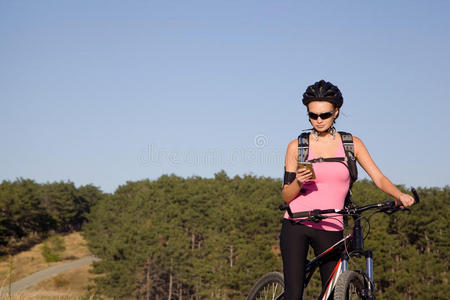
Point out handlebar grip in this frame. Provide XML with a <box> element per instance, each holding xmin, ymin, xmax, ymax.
<box><xmin>411</xmin><ymin>188</ymin><xmax>420</xmax><ymax>205</ymax></box>
<box><xmin>385</xmin><ymin>200</ymin><xmax>399</xmax><ymax>207</ymax></box>
<box><xmin>390</xmin><ymin>188</ymin><xmax>420</xmax><ymax>207</ymax></box>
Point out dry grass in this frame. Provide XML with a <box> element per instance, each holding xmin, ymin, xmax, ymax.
<box><xmin>30</xmin><ymin>264</ymin><xmax>93</xmax><ymax>294</ymax></box>
<box><xmin>0</xmin><ymin>291</ymin><xmax>89</xmax><ymax>300</ymax></box>
<box><xmin>10</xmin><ymin>263</ymin><xmax>102</xmax><ymax>300</ymax></box>
<box><xmin>0</xmin><ymin>233</ymin><xmax>110</xmax><ymax>299</ymax></box>
<box><xmin>0</xmin><ymin>232</ymin><xmax>91</xmax><ymax>287</ymax></box>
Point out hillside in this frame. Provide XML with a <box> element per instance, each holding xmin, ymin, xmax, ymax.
<box><xmin>83</xmin><ymin>173</ymin><xmax>449</xmax><ymax>299</ymax></box>
<box><xmin>1</xmin><ymin>175</ymin><xmax>448</xmax><ymax>299</ymax></box>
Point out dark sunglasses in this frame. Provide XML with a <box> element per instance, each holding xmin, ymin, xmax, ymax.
<box><xmin>308</xmin><ymin>110</ymin><xmax>335</xmax><ymax>120</ymax></box>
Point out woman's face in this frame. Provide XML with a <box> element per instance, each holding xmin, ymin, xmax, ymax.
<box><xmin>307</xmin><ymin>101</ymin><xmax>338</xmax><ymax>133</ymax></box>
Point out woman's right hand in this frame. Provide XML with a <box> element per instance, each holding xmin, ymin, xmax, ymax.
<box><xmin>296</xmin><ymin>168</ymin><xmax>313</xmax><ymax>185</ymax></box>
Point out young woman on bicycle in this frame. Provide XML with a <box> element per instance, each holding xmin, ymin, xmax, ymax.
<box><xmin>281</xmin><ymin>80</ymin><xmax>415</xmax><ymax>300</ymax></box>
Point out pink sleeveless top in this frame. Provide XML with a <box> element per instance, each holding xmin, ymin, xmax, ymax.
<box><xmin>284</xmin><ymin>140</ymin><xmax>350</xmax><ymax>231</ymax></box>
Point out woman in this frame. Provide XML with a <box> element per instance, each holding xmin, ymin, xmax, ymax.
<box><xmin>280</xmin><ymin>80</ymin><xmax>414</xmax><ymax>299</ymax></box>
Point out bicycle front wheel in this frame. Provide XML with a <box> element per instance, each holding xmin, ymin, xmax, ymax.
<box><xmin>334</xmin><ymin>270</ymin><xmax>367</xmax><ymax>300</ymax></box>
<box><xmin>246</xmin><ymin>271</ymin><xmax>284</xmax><ymax>300</ymax></box>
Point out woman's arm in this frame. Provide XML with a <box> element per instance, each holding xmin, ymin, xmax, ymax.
<box><xmin>353</xmin><ymin>136</ymin><xmax>414</xmax><ymax>207</ymax></box>
<box><xmin>281</xmin><ymin>139</ymin><xmax>313</xmax><ymax>203</ymax></box>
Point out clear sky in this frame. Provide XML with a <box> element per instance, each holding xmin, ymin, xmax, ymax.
<box><xmin>1</xmin><ymin>0</ymin><xmax>449</xmax><ymax>193</ymax></box>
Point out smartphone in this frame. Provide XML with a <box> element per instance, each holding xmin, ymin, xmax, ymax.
<box><xmin>297</xmin><ymin>162</ymin><xmax>316</xmax><ymax>179</ymax></box>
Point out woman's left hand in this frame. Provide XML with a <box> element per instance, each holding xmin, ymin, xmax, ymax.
<box><xmin>399</xmin><ymin>193</ymin><xmax>415</xmax><ymax>207</ymax></box>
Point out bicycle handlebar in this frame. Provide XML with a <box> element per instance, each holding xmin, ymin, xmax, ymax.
<box><xmin>280</xmin><ymin>188</ymin><xmax>420</xmax><ymax>220</ymax></box>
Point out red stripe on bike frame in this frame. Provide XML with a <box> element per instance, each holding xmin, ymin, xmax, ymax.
<box><xmin>316</xmin><ymin>234</ymin><xmax>351</xmax><ymax>261</ymax></box>
<box><xmin>321</xmin><ymin>259</ymin><xmax>342</xmax><ymax>300</ymax></box>
<box><xmin>321</xmin><ymin>246</ymin><xmax>333</xmax><ymax>256</ymax></box>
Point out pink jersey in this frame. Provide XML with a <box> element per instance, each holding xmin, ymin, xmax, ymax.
<box><xmin>284</xmin><ymin>140</ymin><xmax>350</xmax><ymax>231</ymax></box>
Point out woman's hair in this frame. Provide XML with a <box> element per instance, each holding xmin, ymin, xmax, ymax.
<box><xmin>302</xmin><ymin>80</ymin><xmax>343</xmax><ymax>109</ymax></box>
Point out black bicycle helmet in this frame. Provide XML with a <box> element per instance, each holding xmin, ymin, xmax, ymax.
<box><xmin>302</xmin><ymin>80</ymin><xmax>343</xmax><ymax>108</ymax></box>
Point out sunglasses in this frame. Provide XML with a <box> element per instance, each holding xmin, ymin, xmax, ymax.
<box><xmin>308</xmin><ymin>110</ymin><xmax>335</xmax><ymax>120</ymax></box>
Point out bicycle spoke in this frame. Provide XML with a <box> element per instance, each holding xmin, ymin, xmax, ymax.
<box><xmin>256</xmin><ymin>282</ymin><xmax>282</xmax><ymax>300</ymax></box>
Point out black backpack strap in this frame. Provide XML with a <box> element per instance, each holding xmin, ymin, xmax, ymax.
<box><xmin>298</xmin><ymin>132</ymin><xmax>310</xmax><ymax>162</ymax></box>
<box><xmin>339</xmin><ymin>131</ymin><xmax>358</xmax><ymax>188</ymax></box>
<box><xmin>340</xmin><ymin>132</ymin><xmax>356</xmax><ymax>161</ymax></box>
<box><xmin>339</xmin><ymin>132</ymin><xmax>358</xmax><ymax>212</ymax></box>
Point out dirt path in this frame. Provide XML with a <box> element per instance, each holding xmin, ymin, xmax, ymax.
<box><xmin>0</xmin><ymin>256</ymin><xmax>99</xmax><ymax>296</ymax></box>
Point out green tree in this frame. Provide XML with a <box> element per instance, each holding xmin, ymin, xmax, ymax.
<box><xmin>83</xmin><ymin>174</ymin><xmax>449</xmax><ymax>299</ymax></box>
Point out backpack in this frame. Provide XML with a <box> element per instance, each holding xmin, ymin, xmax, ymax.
<box><xmin>298</xmin><ymin>131</ymin><xmax>358</xmax><ymax>208</ymax></box>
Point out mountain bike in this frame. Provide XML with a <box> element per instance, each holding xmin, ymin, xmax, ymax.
<box><xmin>246</xmin><ymin>188</ymin><xmax>420</xmax><ymax>300</ymax></box>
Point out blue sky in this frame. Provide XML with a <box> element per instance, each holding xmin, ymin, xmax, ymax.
<box><xmin>1</xmin><ymin>0</ymin><xmax>449</xmax><ymax>193</ymax></box>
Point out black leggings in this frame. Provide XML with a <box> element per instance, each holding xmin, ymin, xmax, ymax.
<box><xmin>280</xmin><ymin>220</ymin><xmax>343</xmax><ymax>300</ymax></box>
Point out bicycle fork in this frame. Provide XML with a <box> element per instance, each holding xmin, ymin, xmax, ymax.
<box><xmin>341</xmin><ymin>250</ymin><xmax>373</xmax><ymax>282</ymax></box>
<box><xmin>365</xmin><ymin>250</ymin><xmax>373</xmax><ymax>283</ymax></box>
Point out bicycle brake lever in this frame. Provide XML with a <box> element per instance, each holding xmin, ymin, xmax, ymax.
<box><xmin>383</xmin><ymin>206</ymin><xmax>410</xmax><ymax>215</ymax></box>
<box><xmin>401</xmin><ymin>207</ymin><xmax>411</xmax><ymax>214</ymax></box>
<box><xmin>383</xmin><ymin>209</ymin><xmax>397</xmax><ymax>215</ymax></box>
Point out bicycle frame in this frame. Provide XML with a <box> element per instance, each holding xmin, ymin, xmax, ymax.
<box><xmin>282</xmin><ymin>215</ymin><xmax>375</xmax><ymax>300</ymax></box>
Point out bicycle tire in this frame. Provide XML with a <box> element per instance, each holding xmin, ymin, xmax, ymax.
<box><xmin>334</xmin><ymin>270</ymin><xmax>366</xmax><ymax>300</ymax></box>
<box><xmin>246</xmin><ymin>271</ymin><xmax>284</xmax><ymax>300</ymax></box>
